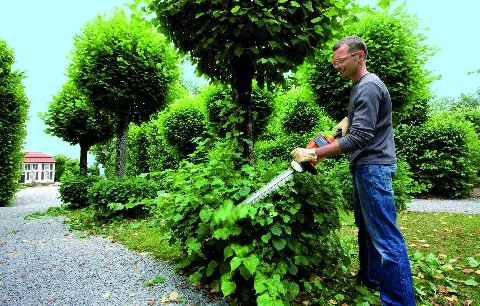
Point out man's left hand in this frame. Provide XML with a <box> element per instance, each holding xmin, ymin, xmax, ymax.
<box><xmin>290</xmin><ymin>148</ymin><xmax>317</xmax><ymax>163</ymax></box>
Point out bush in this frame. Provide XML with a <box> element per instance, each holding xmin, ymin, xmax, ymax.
<box><xmin>58</xmin><ymin>174</ymin><xmax>102</xmax><ymax>209</ymax></box>
<box><xmin>152</xmin><ymin>141</ymin><xmax>349</xmax><ymax>304</ymax></box>
<box><xmin>396</xmin><ymin>112</ymin><xmax>480</xmax><ymax>198</ymax></box>
<box><xmin>162</xmin><ymin>97</ymin><xmax>208</xmax><ymax>156</ymax></box>
<box><xmin>87</xmin><ymin>176</ymin><xmax>160</xmax><ymax>218</ymax></box>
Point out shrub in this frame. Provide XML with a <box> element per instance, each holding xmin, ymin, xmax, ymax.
<box><xmin>58</xmin><ymin>174</ymin><xmax>102</xmax><ymax>209</ymax></box>
<box><xmin>396</xmin><ymin>112</ymin><xmax>480</xmax><ymax>198</ymax></box>
<box><xmin>88</xmin><ymin>176</ymin><xmax>160</xmax><ymax>218</ymax></box>
<box><xmin>152</xmin><ymin>141</ymin><xmax>349</xmax><ymax>304</ymax></box>
<box><xmin>255</xmin><ymin>133</ymin><xmax>312</xmax><ymax>164</ymax></box>
<box><xmin>53</xmin><ymin>155</ymin><xmax>80</xmax><ymax>181</ymax></box>
<box><xmin>275</xmin><ymin>86</ymin><xmax>333</xmax><ymax>135</ymax></box>
<box><xmin>159</xmin><ymin>95</ymin><xmax>208</xmax><ymax>157</ymax></box>
<box><xmin>453</xmin><ymin>107</ymin><xmax>480</xmax><ymax>137</ymax></box>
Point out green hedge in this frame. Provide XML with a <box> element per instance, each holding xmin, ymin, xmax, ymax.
<box><xmin>87</xmin><ymin>176</ymin><xmax>160</xmax><ymax>218</ymax></box>
<box><xmin>152</xmin><ymin>142</ymin><xmax>348</xmax><ymax>304</ymax></box>
<box><xmin>203</xmin><ymin>82</ymin><xmax>274</xmax><ymax>140</ymax></box>
<box><xmin>396</xmin><ymin>112</ymin><xmax>480</xmax><ymax>198</ymax></box>
<box><xmin>0</xmin><ymin>39</ymin><xmax>29</xmax><ymax>206</ymax></box>
<box><xmin>58</xmin><ymin>174</ymin><xmax>102</xmax><ymax>209</ymax></box>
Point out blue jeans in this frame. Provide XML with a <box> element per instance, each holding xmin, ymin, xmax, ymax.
<box><xmin>351</xmin><ymin>164</ymin><xmax>416</xmax><ymax>306</ymax></box>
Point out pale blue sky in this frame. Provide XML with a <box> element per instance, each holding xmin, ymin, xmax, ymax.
<box><xmin>0</xmin><ymin>0</ymin><xmax>479</xmax><ymax>160</ymax></box>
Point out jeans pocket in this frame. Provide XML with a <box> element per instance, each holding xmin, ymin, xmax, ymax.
<box><xmin>381</xmin><ymin>165</ymin><xmax>395</xmax><ymax>192</ymax></box>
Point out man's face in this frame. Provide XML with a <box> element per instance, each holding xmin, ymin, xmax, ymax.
<box><xmin>331</xmin><ymin>44</ymin><xmax>358</xmax><ymax>79</ymax></box>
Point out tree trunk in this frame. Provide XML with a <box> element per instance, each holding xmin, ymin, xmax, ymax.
<box><xmin>115</xmin><ymin>117</ymin><xmax>129</xmax><ymax>178</ymax></box>
<box><xmin>79</xmin><ymin>143</ymin><xmax>90</xmax><ymax>176</ymax></box>
<box><xmin>231</xmin><ymin>54</ymin><xmax>255</xmax><ymax>163</ymax></box>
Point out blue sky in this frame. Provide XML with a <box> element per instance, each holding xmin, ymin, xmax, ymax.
<box><xmin>0</xmin><ymin>0</ymin><xmax>479</xmax><ymax>160</ymax></box>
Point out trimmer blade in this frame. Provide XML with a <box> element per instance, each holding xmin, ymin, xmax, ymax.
<box><xmin>244</xmin><ymin>167</ymin><xmax>295</xmax><ymax>204</ymax></box>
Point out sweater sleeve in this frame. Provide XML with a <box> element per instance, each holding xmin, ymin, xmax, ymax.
<box><xmin>338</xmin><ymin>80</ymin><xmax>381</xmax><ymax>153</ymax></box>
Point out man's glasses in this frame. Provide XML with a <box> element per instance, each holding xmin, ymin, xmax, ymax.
<box><xmin>331</xmin><ymin>52</ymin><xmax>357</xmax><ymax>67</ymax></box>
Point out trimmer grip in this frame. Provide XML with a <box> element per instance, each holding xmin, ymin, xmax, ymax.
<box><xmin>300</xmin><ymin>134</ymin><xmax>336</xmax><ymax>175</ymax></box>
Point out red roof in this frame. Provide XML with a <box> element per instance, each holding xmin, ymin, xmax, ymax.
<box><xmin>24</xmin><ymin>152</ymin><xmax>56</xmax><ymax>163</ymax></box>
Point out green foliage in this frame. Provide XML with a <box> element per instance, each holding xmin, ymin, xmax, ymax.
<box><xmin>161</xmin><ymin>95</ymin><xmax>208</xmax><ymax>156</ymax></box>
<box><xmin>255</xmin><ymin>86</ymin><xmax>334</xmax><ymax>163</ymax></box>
<box><xmin>396</xmin><ymin>112</ymin><xmax>480</xmax><ymax>198</ymax></box>
<box><xmin>40</xmin><ymin>81</ymin><xmax>115</xmax><ymax>175</ymax></box>
<box><xmin>53</xmin><ymin>155</ymin><xmax>80</xmax><ymax>181</ymax></box>
<box><xmin>152</xmin><ymin>141</ymin><xmax>349</xmax><ymax>303</ymax></box>
<box><xmin>68</xmin><ymin>8</ymin><xmax>180</xmax><ymax>177</ymax></box>
<box><xmin>452</xmin><ymin>107</ymin><xmax>480</xmax><ymax>138</ymax></box>
<box><xmin>126</xmin><ymin>123</ymin><xmax>151</xmax><ymax>176</ymax></box>
<box><xmin>255</xmin><ymin>133</ymin><xmax>312</xmax><ymax>164</ymax></box>
<box><xmin>430</xmin><ymin>91</ymin><xmax>480</xmax><ymax>113</ymax></box>
<box><xmin>202</xmin><ymin>82</ymin><xmax>274</xmax><ymax>140</ymax></box>
<box><xmin>148</xmin><ymin>0</ymin><xmax>352</xmax><ymax>160</ymax></box>
<box><xmin>58</xmin><ymin>174</ymin><xmax>102</xmax><ymax>209</ymax></box>
<box><xmin>0</xmin><ymin>39</ymin><xmax>29</xmax><ymax>206</ymax></box>
<box><xmin>306</xmin><ymin>5</ymin><xmax>437</xmax><ymax>125</ymax></box>
<box><xmin>90</xmin><ymin>139</ymin><xmax>116</xmax><ymax>179</ymax></box>
<box><xmin>69</xmin><ymin>8</ymin><xmax>180</xmax><ymax>125</ymax></box>
<box><xmin>87</xmin><ymin>176</ymin><xmax>159</xmax><ymax>218</ymax></box>
<box><xmin>148</xmin><ymin>0</ymin><xmax>352</xmax><ymax>85</ymax></box>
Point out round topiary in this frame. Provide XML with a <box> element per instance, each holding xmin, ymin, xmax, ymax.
<box><xmin>282</xmin><ymin>100</ymin><xmax>321</xmax><ymax>134</ymax></box>
<box><xmin>163</xmin><ymin>106</ymin><xmax>207</xmax><ymax>156</ymax></box>
<box><xmin>396</xmin><ymin>112</ymin><xmax>480</xmax><ymax>198</ymax></box>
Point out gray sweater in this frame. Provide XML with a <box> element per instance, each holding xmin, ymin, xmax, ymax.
<box><xmin>338</xmin><ymin>73</ymin><xmax>397</xmax><ymax>166</ymax></box>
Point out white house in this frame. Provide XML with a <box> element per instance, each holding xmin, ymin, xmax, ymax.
<box><xmin>21</xmin><ymin>152</ymin><xmax>56</xmax><ymax>184</ymax></box>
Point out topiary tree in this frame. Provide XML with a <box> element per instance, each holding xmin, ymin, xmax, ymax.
<box><xmin>306</xmin><ymin>4</ymin><xmax>437</xmax><ymax>125</ymax></box>
<box><xmin>0</xmin><ymin>39</ymin><xmax>29</xmax><ymax>206</ymax></box>
<box><xmin>40</xmin><ymin>81</ymin><xmax>115</xmax><ymax>175</ymax></box>
<box><xmin>160</xmin><ymin>95</ymin><xmax>208</xmax><ymax>157</ymax></box>
<box><xmin>68</xmin><ymin>8</ymin><xmax>180</xmax><ymax>178</ymax></box>
<box><xmin>147</xmin><ymin>0</ymin><xmax>352</xmax><ymax>162</ymax></box>
<box><xmin>396</xmin><ymin>112</ymin><xmax>480</xmax><ymax>198</ymax></box>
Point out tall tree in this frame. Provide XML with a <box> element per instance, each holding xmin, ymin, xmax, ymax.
<box><xmin>0</xmin><ymin>39</ymin><xmax>29</xmax><ymax>206</ymax></box>
<box><xmin>68</xmin><ymin>8</ymin><xmax>180</xmax><ymax>177</ymax></box>
<box><xmin>40</xmin><ymin>81</ymin><xmax>115</xmax><ymax>175</ymax></box>
<box><xmin>148</xmin><ymin>0</ymin><xmax>351</xmax><ymax>162</ymax></box>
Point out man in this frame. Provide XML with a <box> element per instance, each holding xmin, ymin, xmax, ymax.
<box><xmin>291</xmin><ymin>36</ymin><xmax>416</xmax><ymax>305</ymax></box>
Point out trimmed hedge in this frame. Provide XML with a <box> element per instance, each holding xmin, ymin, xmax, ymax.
<box><xmin>396</xmin><ymin>112</ymin><xmax>480</xmax><ymax>198</ymax></box>
<box><xmin>0</xmin><ymin>39</ymin><xmax>29</xmax><ymax>206</ymax></box>
<box><xmin>58</xmin><ymin>174</ymin><xmax>102</xmax><ymax>209</ymax></box>
<box><xmin>87</xmin><ymin>176</ymin><xmax>160</xmax><ymax>218</ymax></box>
<box><xmin>152</xmin><ymin>142</ymin><xmax>348</xmax><ymax>304</ymax></box>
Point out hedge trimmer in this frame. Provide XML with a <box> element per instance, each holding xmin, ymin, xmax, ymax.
<box><xmin>244</xmin><ymin>130</ymin><xmax>342</xmax><ymax>204</ymax></box>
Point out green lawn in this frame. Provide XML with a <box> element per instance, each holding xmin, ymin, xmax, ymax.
<box><xmin>339</xmin><ymin>210</ymin><xmax>480</xmax><ymax>305</ymax></box>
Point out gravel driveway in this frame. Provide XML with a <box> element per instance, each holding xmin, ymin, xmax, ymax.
<box><xmin>0</xmin><ymin>186</ymin><xmax>227</xmax><ymax>306</ymax></box>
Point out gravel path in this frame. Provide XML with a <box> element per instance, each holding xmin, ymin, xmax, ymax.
<box><xmin>408</xmin><ymin>197</ymin><xmax>480</xmax><ymax>214</ymax></box>
<box><xmin>0</xmin><ymin>186</ymin><xmax>227</xmax><ymax>306</ymax></box>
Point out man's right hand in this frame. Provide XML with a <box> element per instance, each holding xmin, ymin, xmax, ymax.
<box><xmin>333</xmin><ymin>117</ymin><xmax>349</xmax><ymax>137</ymax></box>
